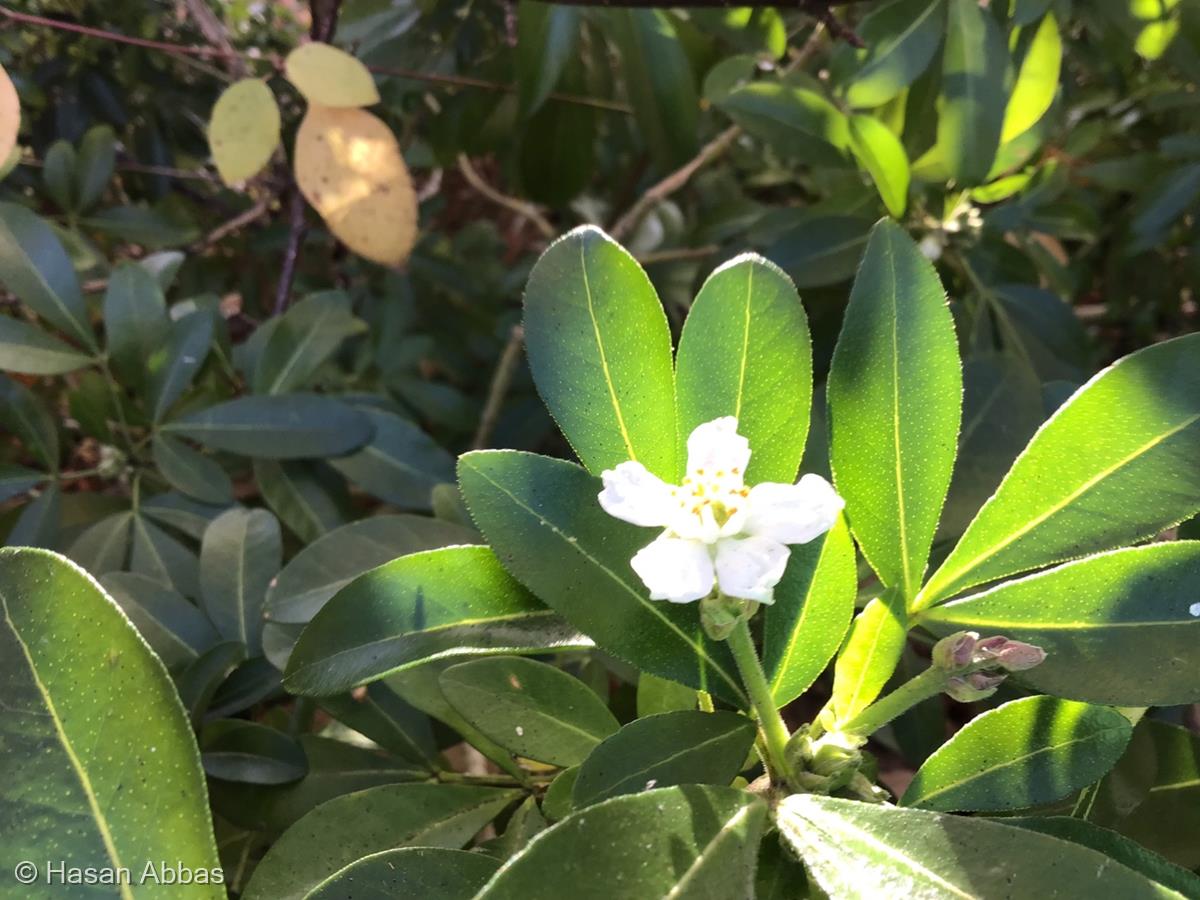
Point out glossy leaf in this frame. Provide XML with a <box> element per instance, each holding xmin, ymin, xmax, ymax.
<box><xmin>146</xmin><ymin>311</ymin><xmax>214</xmax><ymax>423</ymax></box>
<box><xmin>636</xmin><ymin>672</ymin><xmax>697</xmax><ymax>717</ymax></box>
<box><xmin>130</xmin><ymin>511</ymin><xmax>199</xmax><ymax>597</ymax></box>
<box><xmin>1001</xmin><ymin>13</ymin><xmax>1063</xmax><ymax>143</ymax></box>
<box><xmin>0</xmin><ymin>463</ymin><xmax>45</xmax><ymax>502</ymax></box>
<box><xmin>675</xmin><ymin>253</ymin><xmax>811</xmax><ymax>485</ymax></box>
<box><xmin>208</xmin><ymin>78</ymin><xmax>281</xmax><ymax>185</ymax></box>
<box><xmin>918</xmin><ymin>332</ymin><xmax>1200</xmax><ymax>607</ymax></box>
<box><xmin>330</xmin><ymin>407</ymin><xmax>455</xmax><ymax>510</ymax></box>
<box><xmin>902</xmin><ymin>697</ymin><xmax>1132</xmax><ymax>812</ymax></box>
<box><xmin>200</xmin><ymin>507</ymin><xmax>281</xmax><ymax>653</ymax></box>
<box><xmin>920</xmin><ymin>543</ymin><xmax>1200</xmax><ymax>706</ymax></box>
<box><xmin>243</xmin><ymin>783</ymin><xmax>520</xmax><ymax>900</ymax></box>
<box><xmin>844</xmin><ymin>0</ymin><xmax>946</xmax><ymax>109</ymax></box>
<box><xmin>439</xmin><ymin>656</ymin><xmax>619</xmax><ymax>767</ymax></box>
<box><xmin>523</xmin><ymin>226</ymin><xmax>676</xmax><ymax>478</ymax></box>
<box><xmin>830</xmin><ymin>588</ymin><xmax>908</xmax><ymax>724</ymax></box>
<box><xmin>764</xmin><ymin>517</ymin><xmax>857</xmax><ymax>706</ymax></box>
<box><xmin>284</xmin><ymin>545</ymin><xmax>591</xmax><ymax>696</ymax></box>
<box><xmin>0</xmin><ymin>375</ymin><xmax>58</xmax><ymax>469</ymax></box>
<box><xmin>317</xmin><ymin>682</ymin><xmax>437</xmax><ymax>769</ymax></box>
<box><xmin>201</xmin><ymin>719</ymin><xmax>307</xmax><ymax>785</ymax></box>
<box><xmin>458</xmin><ymin>450</ymin><xmax>746</xmax><ymax>705</ymax></box>
<box><xmin>264</xmin><ymin>514</ymin><xmax>476</xmax><ymax>625</ymax></box>
<box><xmin>779</xmin><ymin>794</ymin><xmax>1185</xmax><ymax>899</ymax></box>
<box><xmin>153</xmin><ymin>434</ymin><xmax>233</xmax><ymax>505</ymax></box>
<box><xmin>75</xmin><ymin>125</ymin><xmax>115</xmax><ymax>211</ymax></box>
<box><xmin>253</xmin><ymin>290</ymin><xmax>364</xmax><ymax>395</ymax></box>
<box><xmin>254</xmin><ymin>459</ymin><xmax>349</xmax><ymax>542</ymax></box>
<box><xmin>67</xmin><ymin>512</ymin><xmax>132</xmax><ymax>575</ymax></box>
<box><xmin>101</xmin><ymin>571</ymin><xmax>221</xmax><ymax>671</ymax></box>
<box><xmin>0</xmin><ymin>202</ymin><xmax>95</xmax><ymax>350</ymax></box>
<box><xmin>849</xmin><ymin>114</ymin><xmax>911</xmax><ymax>217</ymax></box>
<box><xmin>827</xmin><ymin>219</ymin><xmax>961</xmax><ymax>600</ymax></box>
<box><xmin>0</xmin><ymin>315</ymin><xmax>92</xmax><ymax>374</ymax></box>
<box><xmin>284</xmin><ymin>42</ymin><xmax>379</xmax><ymax>107</ymax></box>
<box><xmin>938</xmin><ymin>0</ymin><xmax>1007</xmax><ymax>185</ymax></box>
<box><xmin>572</xmin><ymin>710</ymin><xmax>755</xmax><ymax>807</ymax></box>
<box><xmin>308</xmin><ymin>847</ymin><xmax>499</xmax><ymax>900</ymax></box>
<box><xmin>476</xmin><ymin>786</ymin><xmax>765</xmax><ymax>899</ymax></box>
<box><xmin>603</xmin><ymin>9</ymin><xmax>698</xmax><ymax>169</ymax></box>
<box><xmin>163</xmin><ymin>394</ymin><xmax>373</xmax><ymax>459</ymax></box>
<box><xmin>102</xmin><ymin>261</ymin><xmax>169</xmax><ymax>386</ymax></box>
<box><xmin>516</xmin><ymin>1</ymin><xmax>580</xmax><ymax>115</ymax></box>
<box><xmin>0</xmin><ymin>548</ymin><xmax>221</xmax><ymax>896</ymax></box>
<box><xmin>717</xmin><ymin>82</ymin><xmax>850</xmax><ymax>167</ymax></box>
<box><xmin>6</xmin><ymin>483</ymin><xmax>59</xmax><ymax>548</ymax></box>
<box><xmin>765</xmin><ymin>215</ymin><xmax>874</xmax><ymax>288</ymax></box>
<box><xmin>1117</xmin><ymin>720</ymin><xmax>1200</xmax><ymax>870</ymax></box>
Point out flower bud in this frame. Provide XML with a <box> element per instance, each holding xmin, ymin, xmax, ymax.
<box><xmin>932</xmin><ymin>631</ymin><xmax>978</xmax><ymax>671</ymax></box>
<box><xmin>945</xmin><ymin>671</ymin><xmax>1006</xmax><ymax>703</ymax></box>
<box><xmin>973</xmin><ymin>636</ymin><xmax>1047</xmax><ymax>672</ymax></box>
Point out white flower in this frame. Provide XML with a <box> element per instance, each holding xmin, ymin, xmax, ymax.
<box><xmin>598</xmin><ymin>417</ymin><xmax>844</xmax><ymax>605</ymax></box>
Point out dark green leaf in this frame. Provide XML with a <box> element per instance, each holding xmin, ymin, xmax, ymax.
<box><xmin>253</xmin><ymin>291</ymin><xmax>365</xmax><ymax>395</ymax></box>
<box><xmin>0</xmin><ymin>375</ymin><xmax>58</xmax><ymax>469</ymax></box>
<box><xmin>307</xmin><ymin>847</ymin><xmax>499</xmax><ymax>900</ymax></box>
<box><xmin>0</xmin><ymin>463</ymin><xmax>46</xmax><ymax>503</ymax></box>
<box><xmin>844</xmin><ymin>0</ymin><xmax>946</xmax><ymax>109</ymax></box>
<box><xmin>130</xmin><ymin>511</ymin><xmax>199</xmax><ymax>597</ymax></box>
<box><xmin>330</xmin><ymin>407</ymin><xmax>455</xmax><ymax>510</ymax></box>
<box><xmin>938</xmin><ymin>0</ymin><xmax>1007</xmax><ymax>185</ymax></box>
<box><xmin>717</xmin><ymin>82</ymin><xmax>850</xmax><ymax>167</ymax></box>
<box><xmin>147</xmin><ymin>311</ymin><xmax>214</xmax><ymax>423</ymax></box>
<box><xmin>103</xmin><ymin>261</ymin><xmax>169</xmax><ymax>386</ymax></box>
<box><xmin>1116</xmin><ymin>720</ymin><xmax>1200</xmax><ymax>870</ymax></box>
<box><xmin>75</xmin><ymin>124</ymin><xmax>116</xmax><ymax>211</ymax></box>
<box><xmin>199</xmin><ymin>507</ymin><xmax>281</xmax><ymax>654</ymax></box>
<box><xmin>0</xmin><ymin>315</ymin><xmax>93</xmax><ymax>375</ymax></box>
<box><xmin>153</xmin><ymin>435</ymin><xmax>233</xmax><ymax>505</ymax></box>
<box><xmin>201</xmin><ymin>719</ymin><xmax>307</xmax><ymax>785</ymax></box>
<box><xmin>516</xmin><ymin>1</ymin><xmax>580</xmax><ymax>115</ymax></box>
<box><xmin>101</xmin><ymin>571</ymin><xmax>221</xmax><ymax>671</ymax></box>
<box><xmin>66</xmin><ymin>511</ymin><xmax>132</xmax><ymax>575</ymax></box>
<box><xmin>254</xmin><ymin>459</ymin><xmax>349</xmax><ymax>542</ymax></box>
<box><xmin>7</xmin><ymin>484</ymin><xmax>60</xmax><ymax>548</ymax></box>
<box><xmin>763</xmin><ymin>215</ymin><xmax>876</xmax><ymax>288</ymax></box>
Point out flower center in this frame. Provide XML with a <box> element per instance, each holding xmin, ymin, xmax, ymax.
<box><xmin>671</xmin><ymin>467</ymin><xmax>750</xmax><ymax>538</ymax></box>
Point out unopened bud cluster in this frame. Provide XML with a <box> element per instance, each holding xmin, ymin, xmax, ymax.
<box><xmin>784</xmin><ymin>726</ymin><xmax>888</xmax><ymax>803</ymax></box>
<box><xmin>932</xmin><ymin>631</ymin><xmax>1047</xmax><ymax>702</ymax></box>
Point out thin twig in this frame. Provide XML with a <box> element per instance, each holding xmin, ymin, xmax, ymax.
<box><xmin>197</xmin><ymin>198</ymin><xmax>272</xmax><ymax>248</ymax></box>
<box><xmin>457</xmin><ymin>155</ymin><xmax>556</xmax><ymax>240</ymax></box>
<box><xmin>472</xmin><ymin>324</ymin><xmax>525</xmax><ymax>450</ymax></box>
<box><xmin>609</xmin><ymin>23</ymin><xmax>828</xmax><ymax>241</ymax></box>
<box><xmin>0</xmin><ymin>6</ymin><xmax>241</xmax><ymax>59</ymax></box>
<box><xmin>19</xmin><ymin>157</ymin><xmax>216</xmax><ymax>182</ymax></box>
<box><xmin>273</xmin><ymin>189</ymin><xmax>308</xmax><ymax>315</ymax></box>
<box><xmin>181</xmin><ymin>0</ymin><xmax>248</xmax><ymax>77</ymax></box>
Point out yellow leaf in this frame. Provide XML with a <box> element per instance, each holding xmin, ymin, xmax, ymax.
<box><xmin>284</xmin><ymin>43</ymin><xmax>380</xmax><ymax>108</ymax></box>
<box><xmin>208</xmin><ymin>79</ymin><xmax>281</xmax><ymax>186</ymax></box>
<box><xmin>294</xmin><ymin>105</ymin><xmax>417</xmax><ymax>266</ymax></box>
<box><xmin>0</xmin><ymin>64</ymin><xmax>20</xmax><ymax>166</ymax></box>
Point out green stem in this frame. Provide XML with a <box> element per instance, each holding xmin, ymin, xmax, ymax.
<box><xmin>97</xmin><ymin>357</ymin><xmax>138</xmax><ymax>456</ymax></box>
<box><xmin>726</xmin><ymin>618</ymin><xmax>791</xmax><ymax>783</ymax></box>
<box><xmin>840</xmin><ymin>665</ymin><xmax>948</xmax><ymax>738</ymax></box>
<box><xmin>435</xmin><ymin>770</ymin><xmax>550</xmax><ymax>788</ymax></box>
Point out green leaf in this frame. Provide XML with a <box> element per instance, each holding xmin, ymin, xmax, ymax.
<box><xmin>675</xmin><ymin>254</ymin><xmax>812</xmax><ymax>485</ymax></box>
<box><xmin>919</xmin><ymin>542</ymin><xmax>1200</xmax><ymax>706</ymax></box>
<box><xmin>177</xmin><ymin>640</ymin><xmax>246</xmax><ymax>725</ymax></box>
<box><xmin>602</xmin><ymin>9</ymin><xmax>698</xmax><ymax>170</ymax></box>
<box><xmin>200</xmin><ymin>507</ymin><xmax>281</xmax><ymax>654</ymax></box>
<box><xmin>849</xmin><ymin>114</ymin><xmax>911</xmax><ymax>217</ymax></box>
<box><xmin>572</xmin><ymin>710</ymin><xmax>756</xmax><ymax>807</ymax></box>
<box><xmin>778</xmin><ymin>794</ymin><xmax>1187</xmax><ymax>900</ymax></box>
<box><xmin>717</xmin><ymin>82</ymin><xmax>850</xmax><ymax>167</ymax></box>
<box><xmin>284</xmin><ymin>545</ymin><xmax>591</xmax><ymax>696</ymax></box>
<box><xmin>153</xmin><ymin>435</ymin><xmax>233</xmax><ymax>505</ymax></box>
<box><xmin>330</xmin><ymin>407</ymin><xmax>455</xmax><ymax>510</ymax></box>
<box><xmin>0</xmin><ymin>548</ymin><xmax>221</xmax><ymax>895</ymax></box>
<box><xmin>918</xmin><ymin>332</ymin><xmax>1200</xmax><ymax>607</ymax></box>
<box><xmin>0</xmin><ymin>314</ymin><xmax>93</xmax><ymax>375</ymax></box>
<box><xmin>147</xmin><ymin>311</ymin><xmax>214</xmax><ymax>423</ymax></box>
<box><xmin>163</xmin><ymin>394</ymin><xmax>374</xmax><ymax>459</ymax></box>
<box><xmin>43</xmin><ymin>140</ymin><xmax>77</xmax><ymax>210</ymax></box>
<box><xmin>82</xmin><ymin>205</ymin><xmax>200</xmax><ymax>249</ymax></box>
<box><xmin>201</xmin><ymin>719</ymin><xmax>307</xmax><ymax>785</ymax></box>
<box><xmin>207</xmin><ymin>657</ymin><xmax>282</xmax><ymax>718</ymax></box>
<box><xmin>1001</xmin><ymin>13</ymin><xmax>1062</xmax><ymax>143</ymax></box>
<box><xmin>307</xmin><ymin>847</ymin><xmax>499</xmax><ymax>900</ymax></box>
<box><xmin>0</xmin><ymin>463</ymin><xmax>46</xmax><ymax>503</ymax></box>
<box><xmin>130</xmin><ymin>510</ymin><xmax>200</xmax><ymax>597</ymax></box>
<box><xmin>516</xmin><ymin>1</ymin><xmax>580</xmax><ymax>116</ymax></box>
<box><xmin>637</xmin><ymin>672</ymin><xmax>698</xmax><ymax>717</ymax></box>
<box><xmin>0</xmin><ymin>375</ymin><xmax>58</xmax><ymax>469</ymax></box>
<box><xmin>254</xmin><ymin>459</ymin><xmax>349</xmax><ymax>542</ymax></box>
<box><xmin>902</xmin><ymin>697</ymin><xmax>1132</xmax><ymax>812</ymax></box>
<box><xmin>1007</xmin><ymin>817</ymin><xmax>1200</xmax><ymax>899</ymax></box>
<box><xmin>6</xmin><ymin>483</ymin><xmax>59</xmax><ymax>548</ymax></box>
<box><xmin>830</xmin><ymin>588</ymin><xmax>908</xmax><ymax>723</ymax></box>
<box><xmin>75</xmin><ymin>124</ymin><xmax>116</xmax><ymax>211</ymax></box>
<box><xmin>103</xmin><ymin>261</ymin><xmax>169</xmax><ymax>386</ymax></box>
<box><xmin>317</xmin><ymin>682</ymin><xmax>437</xmax><ymax>769</ymax></box>
<box><xmin>476</xmin><ymin>786</ymin><xmax>766</xmax><ymax>899</ymax></box>
<box><xmin>439</xmin><ymin>656</ymin><xmax>619</xmax><ymax>767</ymax></box>
<box><xmin>523</xmin><ymin>226</ymin><xmax>676</xmax><ymax>478</ymax></box>
<box><xmin>101</xmin><ymin>571</ymin><xmax>221</xmax><ymax>672</ymax></box>
<box><xmin>1116</xmin><ymin>720</ymin><xmax>1200</xmax><ymax>870</ymax></box>
<box><xmin>827</xmin><ymin>219</ymin><xmax>961</xmax><ymax>599</ymax></box>
<box><xmin>764</xmin><ymin>517</ymin><xmax>857</xmax><ymax>706</ymax></box>
<box><xmin>458</xmin><ymin>450</ymin><xmax>746</xmax><ymax>705</ymax></box>
<box><xmin>938</xmin><ymin>0</ymin><xmax>1007</xmax><ymax>185</ymax></box>
<box><xmin>243</xmin><ymin>783</ymin><xmax>521</xmax><ymax>900</ymax></box>
<box><xmin>67</xmin><ymin>511</ymin><xmax>133</xmax><ymax>575</ymax></box>
<box><xmin>844</xmin><ymin>0</ymin><xmax>946</xmax><ymax>109</ymax></box>
<box><xmin>764</xmin><ymin>215</ymin><xmax>874</xmax><ymax>288</ymax></box>
<box><xmin>0</xmin><ymin>202</ymin><xmax>95</xmax><ymax>350</ymax></box>
<box><xmin>541</xmin><ymin>765</ymin><xmax>579</xmax><ymax>822</ymax></box>
<box><xmin>264</xmin><ymin>514</ymin><xmax>477</xmax><ymax>626</ymax></box>
<box><xmin>253</xmin><ymin>291</ymin><xmax>364</xmax><ymax>395</ymax></box>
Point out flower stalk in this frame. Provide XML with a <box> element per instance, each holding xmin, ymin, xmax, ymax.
<box><xmin>726</xmin><ymin>616</ymin><xmax>793</xmax><ymax>784</ymax></box>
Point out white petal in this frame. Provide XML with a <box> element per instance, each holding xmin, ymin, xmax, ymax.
<box><xmin>744</xmin><ymin>474</ymin><xmax>844</xmax><ymax>545</ymax></box>
<box><xmin>715</xmin><ymin>535</ymin><xmax>790</xmax><ymax>604</ymax></box>
<box><xmin>686</xmin><ymin>417</ymin><xmax>750</xmax><ymax>480</ymax></box>
<box><xmin>598</xmin><ymin>461</ymin><xmax>677</xmax><ymax>528</ymax></box>
<box><xmin>631</xmin><ymin>535</ymin><xmax>715</xmax><ymax>604</ymax></box>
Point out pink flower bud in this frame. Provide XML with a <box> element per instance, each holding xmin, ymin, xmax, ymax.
<box><xmin>972</xmin><ymin>636</ymin><xmax>1047</xmax><ymax>672</ymax></box>
<box><xmin>932</xmin><ymin>631</ymin><xmax>978</xmax><ymax>671</ymax></box>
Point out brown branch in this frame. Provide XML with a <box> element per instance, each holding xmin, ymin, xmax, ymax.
<box><xmin>457</xmin><ymin>155</ymin><xmax>556</xmax><ymax>240</ymax></box>
<box><xmin>197</xmin><ymin>198</ymin><xmax>272</xmax><ymax>248</ymax></box>
<box><xmin>609</xmin><ymin>23</ymin><xmax>828</xmax><ymax>241</ymax></box>
<box><xmin>273</xmin><ymin>188</ymin><xmax>309</xmax><ymax>316</ymax></box>
<box><xmin>472</xmin><ymin>324</ymin><xmax>525</xmax><ymax>449</ymax></box>
<box><xmin>181</xmin><ymin>0</ymin><xmax>248</xmax><ymax>77</ymax></box>
<box><xmin>0</xmin><ymin>7</ymin><xmax>242</xmax><ymax>60</ymax></box>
